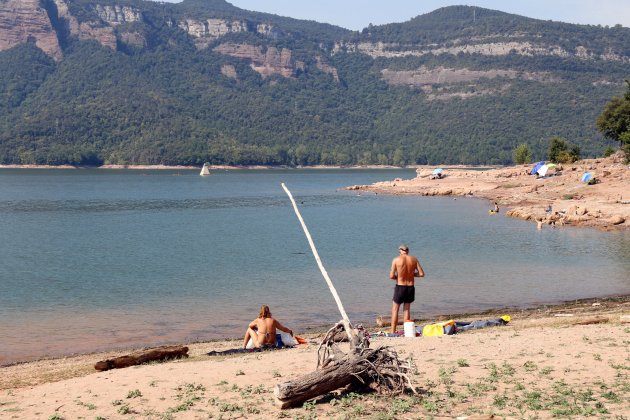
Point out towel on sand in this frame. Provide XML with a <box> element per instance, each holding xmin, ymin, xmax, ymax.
<box><xmin>207</xmin><ymin>345</ymin><xmax>294</xmax><ymax>356</ymax></box>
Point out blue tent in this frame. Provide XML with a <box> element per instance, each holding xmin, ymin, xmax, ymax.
<box><xmin>581</xmin><ymin>172</ymin><xmax>593</xmax><ymax>183</ymax></box>
<box><xmin>530</xmin><ymin>161</ymin><xmax>545</xmax><ymax>175</ymax></box>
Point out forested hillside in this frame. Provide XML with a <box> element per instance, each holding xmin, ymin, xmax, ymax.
<box><xmin>0</xmin><ymin>0</ymin><xmax>627</xmax><ymax>166</ymax></box>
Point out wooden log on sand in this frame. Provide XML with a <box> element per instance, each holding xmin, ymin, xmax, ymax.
<box><xmin>274</xmin><ymin>353</ymin><xmax>360</xmax><ymax>408</ymax></box>
<box><xmin>274</xmin><ymin>334</ymin><xmax>413</xmax><ymax>409</ymax></box>
<box><xmin>573</xmin><ymin>317</ymin><xmax>609</xmax><ymax>326</ymax></box>
<box><xmin>94</xmin><ymin>345</ymin><xmax>188</xmax><ymax>371</ymax></box>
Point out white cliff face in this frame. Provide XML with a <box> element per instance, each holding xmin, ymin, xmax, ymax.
<box><xmin>93</xmin><ymin>5</ymin><xmax>143</xmax><ymax>25</ymax></box>
<box><xmin>178</xmin><ymin>19</ymin><xmax>247</xmax><ymax>39</ymax></box>
<box><xmin>333</xmin><ymin>40</ymin><xmax>630</xmax><ymax>63</ymax></box>
<box><xmin>178</xmin><ymin>18</ymin><xmax>250</xmax><ymax>49</ymax></box>
<box><xmin>53</xmin><ymin>0</ymin><xmax>71</xmax><ymax>18</ymax></box>
<box><xmin>177</xmin><ymin>19</ymin><xmax>282</xmax><ymax>49</ymax></box>
<box><xmin>256</xmin><ymin>23</ymin><xmax>280</xmax><ymax>38</ymax></box>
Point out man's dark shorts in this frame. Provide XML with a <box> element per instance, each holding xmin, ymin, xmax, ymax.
<box><xmin>393</xmin><ymin>285</ymin><xmax>415</xmax><ymax>304</ymax></box>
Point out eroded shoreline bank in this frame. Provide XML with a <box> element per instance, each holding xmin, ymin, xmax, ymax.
<box><xmin>348</xmin><ymin>153</ymin><xmax>630</xmax><ymax>230</ymax></box>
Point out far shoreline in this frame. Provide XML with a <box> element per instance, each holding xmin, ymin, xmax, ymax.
<box><xmin>0</xmin><ymin>163</ymin><xmax>413</xmax><ymax>170</ymax></box>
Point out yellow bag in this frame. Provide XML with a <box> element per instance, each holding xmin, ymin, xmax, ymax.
<box><xmin>422</xmin><ymin>319</ymin><xmax>455</xmax><ymax>337</ymax></box>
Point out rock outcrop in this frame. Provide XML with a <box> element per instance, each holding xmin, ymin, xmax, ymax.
<box><xmin>213</xmin><ymin>43</ymin><xmax>305</xmax><ymax>78</ymax></box>
<box><xmin>54</xmin><ymin>0</ymin><xmax>116</xmax><ymax>50</ymax></box>
<box><xmin>177</xmin><ymin>18</ymin><xmax>283</xmax><ymax>50</ymax></box>
<box><xmin>0</xmin><ymin>0</ymin><xmax>334</xmax><ymax>73</ymax></box>
<box><xmin>315</xmin><ymin>56</ymin><xmax>339</xmax><ymax>82</ymax></box>
<box><xmin>179</xmin><ymin>18</ymin><xmax>247</xmax><ymax>49</ymax></box>
<box><xmin>0</xmin><ymin>0</ymin><xmax>62</xmax><ymax>60</ymax></box>
<box><xmin>119</xmin><ymin>31</ymin><xmax>146</xmax><ymax>49</ymax></box>
<box><xmin>93</xmin><ymin>4</ymin><xmax>143</xmax><ymax>25</ymax></box>
<box><xmin>221</xmin><ymin>64</ymin><xmax>238</xmax><ymax>80</ymax></box>
<box><xmin>0</xmin><ymin>1</ymin><xmax>284</xmax><ymax>57</ymax></box>
<box><xmin>333</xmin><ymin>40</ymin><xmax>630</xmax><ymax>64</ymax></box>
<box><xmin>381</xmin><ymin>66</ymin><xmax>556</xmax><ymax>89</ymax></box>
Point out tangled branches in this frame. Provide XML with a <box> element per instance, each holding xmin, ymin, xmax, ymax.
<box><xmin>275</xmin><ymin>321</ymin><xmax>416</xmax><ymax>408</ymax></box>
<box><xmin>317</xmin><ymin>321</ymin><xmax>415</xmax><ymax>396</ymax></box>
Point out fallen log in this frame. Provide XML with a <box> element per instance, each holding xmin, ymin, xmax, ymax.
<box><xmin>94</xmin><ymin>345</ymin><xmax>188</xmax><ymax>371</ymax></box>
<box><xmin>573</xmin><ymin>317</ymin><xmax>609</xmax><ymax>326</ymax></box>
<box><xmin>274</xmin><ymin>353</ymin><xmax>361</xmax><ymax>408</ymax></box>
<box><xmin>275</xmin><ymin>345</ymin><xmax>413</xmax><ymax>409</ymax></box>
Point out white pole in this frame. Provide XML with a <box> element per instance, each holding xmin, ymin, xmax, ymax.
<box><xmin>281</xmin><ymin>183</ymin><xmax>357</xmax><ymax>346</ymax></box>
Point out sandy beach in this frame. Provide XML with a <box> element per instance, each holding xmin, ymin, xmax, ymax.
<box><xmin>2</xmin><ymin>297</ymin><xmax>630</xmax><ymax>419</ymax></box>
<box><xmin>349</xmin><ymin>152</ymin><xmax>630</xmax><ymax>231</ymax></box>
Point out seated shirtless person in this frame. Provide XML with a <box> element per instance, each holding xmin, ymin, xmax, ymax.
<box><xmin>243</xmin><ymin>305</ymin><xmax>293</xmax><ymax>349</ymax></box>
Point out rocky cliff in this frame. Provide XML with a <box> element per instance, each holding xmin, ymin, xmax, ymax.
<box><xmin>93</xmin><ymin>4</ymin><xmax>143</xmax><ymax>25</ymax></box>
<box><xmin>0</xmin><ymin>0</ymin><xmax>62</xmax><ymax>60</ymax></box>
<box><xmin>214</xmin><ymin>43</ymin><xmax>304</xmax><ymax>78</ymax></box>
<box><xmin>0</xmin><ymin>0</ymin><xmax>336</xmax><ymax>79</ymax></box>
<box><xmin>4</xmin><ymin>0</ymin><xmax>624</xmax><ymax>88</ymax></box>
<box><xmin>333</xmin><ymin>39</ymin><xmax>630</xmax><ymax>63</ymax></box>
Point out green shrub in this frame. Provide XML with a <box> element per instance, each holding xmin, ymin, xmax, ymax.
<box><xmin>513</xmin><ymin>143</ymin><xmax>532</xmax><ymax>164</ymax></box>
<box><xmin>548</xmin><ymin>136</ymin><xmax>569</xmax><ymax>162</ymax></box>
<box><xmin>603</xmin><ymin>146</ymin><xmax>616</xmax><ymax>157</ymax></box>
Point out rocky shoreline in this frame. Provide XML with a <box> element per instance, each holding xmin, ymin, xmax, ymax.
<box><xmin>349</xmin><ymin>152</ymin><xmax>630</xmax><ymax>230</ymax></box>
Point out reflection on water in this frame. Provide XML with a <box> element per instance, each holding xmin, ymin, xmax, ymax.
<box><xmin>0</xmin><ymin>169</ymin><xmax>628</xmax><ymax>365</ymax></box>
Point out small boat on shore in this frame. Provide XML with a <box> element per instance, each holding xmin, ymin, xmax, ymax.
<box><xmin>200</xmin><ymin>163</ymin><xmax>210</xmax><ymax>176</ymax></box>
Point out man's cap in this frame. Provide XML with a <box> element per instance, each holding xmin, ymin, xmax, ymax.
<box><xmin>399</xmin><ymin>244</ymin><xmax>409</xmax><ymax>251</ymax></box>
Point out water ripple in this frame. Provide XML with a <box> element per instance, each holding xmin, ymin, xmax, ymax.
<box><xmin>0</xmin><ymin>194</ymin><xmax>360</xmax><ymax>213</ymax></box>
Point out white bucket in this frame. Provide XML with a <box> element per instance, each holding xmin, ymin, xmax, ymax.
<box><xmin>403</xmin><ymin>321</ymin><xmax>416</xmax><ymax>338</ymax></box>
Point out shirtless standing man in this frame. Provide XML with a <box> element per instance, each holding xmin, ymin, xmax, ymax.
<box><xmin>389</xmin><ymin>244</ymin><xmax>425</xmax><ymax>334</ymax></box>
<box><xmin>243</xmin><ymin>305</ymin><xmax>293</xmax><ymax>349</ymax></box>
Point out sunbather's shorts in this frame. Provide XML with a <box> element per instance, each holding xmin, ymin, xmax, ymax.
<box><xmin>393</xmin><ymin>285</ymin><xmax>415</xmax><ymax>304</ymax></box>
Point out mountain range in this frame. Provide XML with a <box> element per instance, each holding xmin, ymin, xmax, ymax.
<box><xmin>0</xmin><ymin>0</ymin><xmax>628</xmax><ymax>166</ymax></box>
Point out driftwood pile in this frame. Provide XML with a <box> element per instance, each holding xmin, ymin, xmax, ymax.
<box><xmin>274</xmin><ymin>322</ymin><xmax>416</xmax><ymax>408</ymax></box>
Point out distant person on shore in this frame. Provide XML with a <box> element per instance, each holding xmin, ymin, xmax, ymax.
<box><xmin>243</xmin><ymin>305</ymin><xmax>293</xmax><ymax>349</ymax></box>
<box><xmin>389</xmin><ymin>244</ymin><xmax>425</xmax><ymax>334</ymax></box>
<box><xmin>493</xmin><ymin>202</ymin><xmax>500</xmax><ymax>213</ymax></box>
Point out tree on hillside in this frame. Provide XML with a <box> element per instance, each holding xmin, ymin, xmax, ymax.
<box><xmin>548</xmin><ymin>136</ymin><xmax>580</xmax><ymax>163</ymax></box>
<box><xmin>548</xmin><ymin>136</ymin><xmax>568</xmax><ymax>162</ymax></box>
<box><xmin>512</xmin><ymin>143</ymin><xmax>531</xmax><ymax>164</ymax></box>
<box><xmin>597</xmin><ymin>80</ymin><xmax>630</xmax><ymax>162</ymax></box>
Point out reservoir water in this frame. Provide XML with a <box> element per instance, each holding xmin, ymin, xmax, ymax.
<box><xmin>1</xmin><ymin>168</ymin><xmax>629</xmax><ymax>365</ymax></box>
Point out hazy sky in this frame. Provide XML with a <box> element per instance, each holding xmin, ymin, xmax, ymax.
<box><xmin>156</xmin><ymin>0</ymin><xmax>630</xmax><ymax>30</ymax></box>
